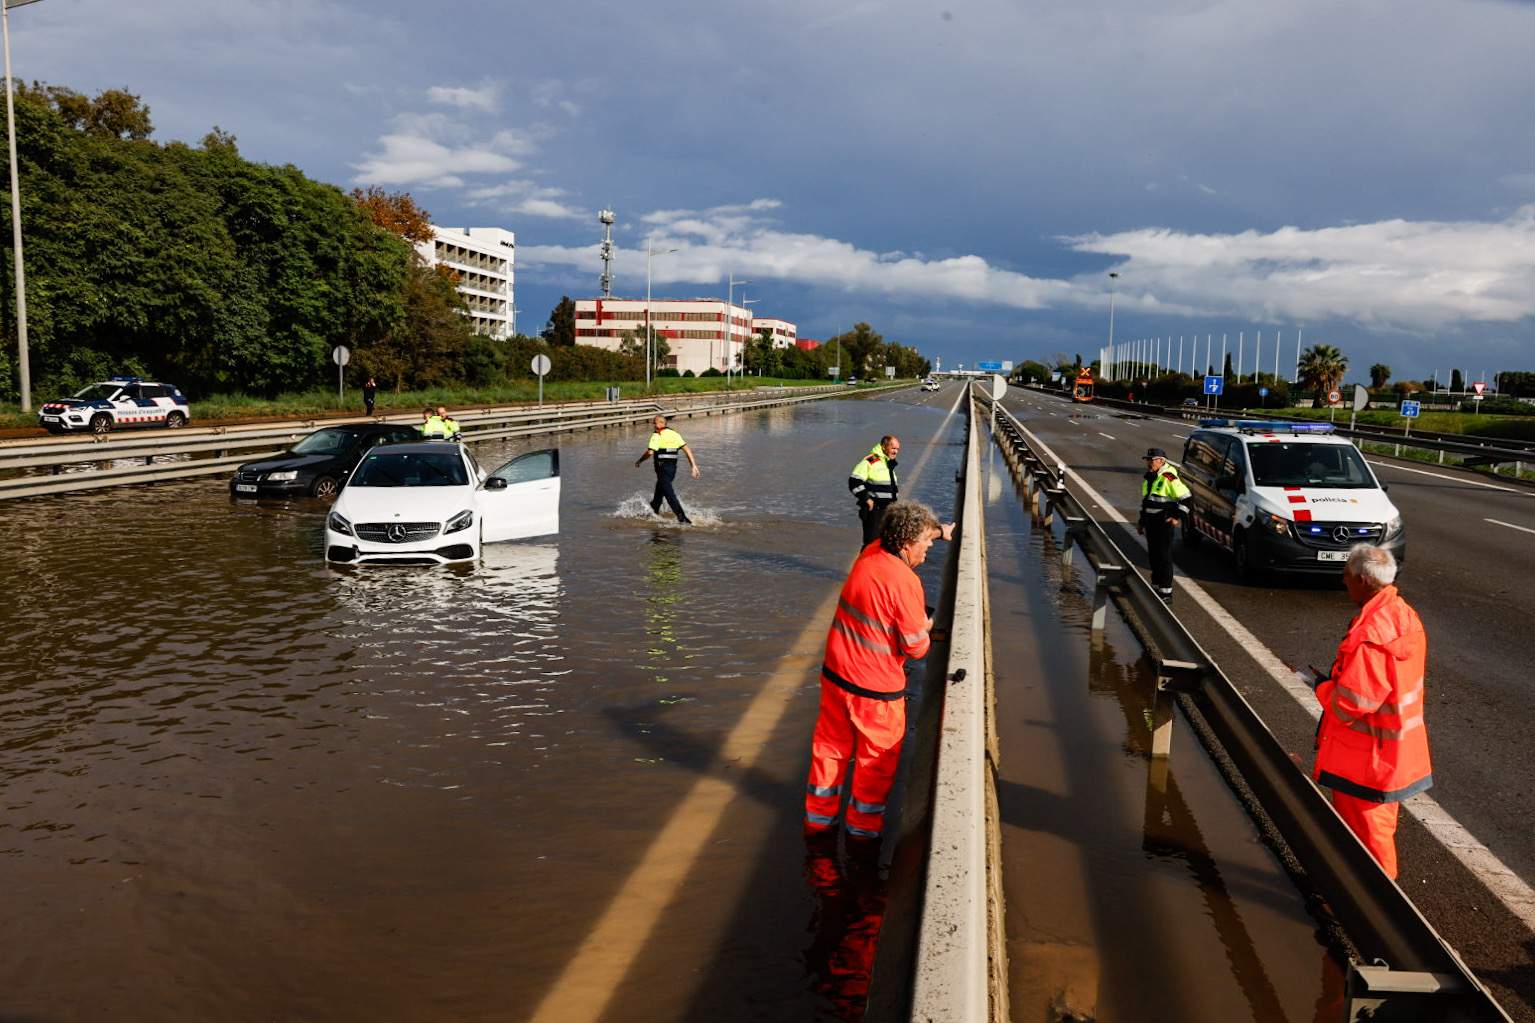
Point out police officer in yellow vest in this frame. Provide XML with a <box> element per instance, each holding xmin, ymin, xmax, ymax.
<box><xmin>636</xmin><ymin>414</ymin><xmax>700</xmax><ymax>524</ymax></box>
<box><xmin>420</xmin><ymin>406</ymin><xmax>449</xmax><ymax>439</ymax></box>
<box><xmin>436</xmin><ymin>405</ymin><xmax>461</xmax><ymax>440</ymax></box>
<box><xmin>849</xmin><ymin>435</ymin><xmax>901</xmax><ymax>546</ymax></box>
<box><xmin>1137</xmin><ymin>446</ymin><xmax>1191</xmax><ymax>602</ymax></box>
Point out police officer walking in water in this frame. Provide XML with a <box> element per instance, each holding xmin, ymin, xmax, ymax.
<box><xmin>1136</xmin><ymin>446</ymin><xmax>1191</xmax><ymax>602</ymax></box>
<box><xmin>849</xmin><ymin>435</ymin><xmax>900</xmax><ymax>545</ymax></box>
<box><xmin>635</xmin><ymin>414</ymin><xmax>700</xmax><ymax>524</ymax></box>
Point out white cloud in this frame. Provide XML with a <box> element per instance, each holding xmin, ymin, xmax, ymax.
<box><xmin>519</xmin><ymin>199</ymin><xmax>1535</xmax><ymax>334</ymax></box>
<box><xmin>465</xmin><ymin>181</ymin><xmax>584</xmax><ymax>219</ymax></box>
<box><xmin>352</xmin><ymin>110</ymin><xmax>538</xmax><ymax>188</ymax></box>
<box><xmin>427</xmin><ymin>81</ymin><xmax>501</xmax><ymax>113</ymax></box>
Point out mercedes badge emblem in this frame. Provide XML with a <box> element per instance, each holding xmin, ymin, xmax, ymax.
<box><xmin>387</xmin><ymin>524</ymin><xmax>408</xmax><ymax>543</ymax></box>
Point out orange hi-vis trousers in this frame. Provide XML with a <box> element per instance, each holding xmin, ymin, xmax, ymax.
<box><xmin>1332</xmin><ymin>790</ymin><xmax>1401</xmax><ymax>878</ymax></box>
<box><xmin>804</xmin><ymin>682</ymin><xmax>906</xmax><ymax>837</ymax></box>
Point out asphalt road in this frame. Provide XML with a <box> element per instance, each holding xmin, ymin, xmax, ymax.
<box><xmin>998</xmin><ymin>385</ymin><xmax>1535</xmax><ymax>1020</ymax></box>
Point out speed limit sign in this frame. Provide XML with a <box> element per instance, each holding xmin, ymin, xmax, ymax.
<box><xmin>1327</xmin><ymin>388</ymin><xmax>1342</xmax><ymax>405</ymax></box>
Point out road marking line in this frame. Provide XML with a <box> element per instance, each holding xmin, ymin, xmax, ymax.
<box><xmin>1098</xmin><ymin>432</ymin><xmax>1117</xmax><ymax>440</ymax></box>
<box><xmin>1368</xmin><ymin>460</ymin><xmax>1528</xmax><ymax>495</ymax></box>
<box><xmin>531</xmin><ymin>414</ymin><xmax>957</xmax><ymax>1022</ymax></box>
<box><xmin>1486</xmin><ymin>518</ymin><xmax>1535</xmax><ymax>536</ymax></box>
<box><xmin>1012</xmin><ymin>418</ymin><xmax>1535</xmax><ymax>935</ymax></box>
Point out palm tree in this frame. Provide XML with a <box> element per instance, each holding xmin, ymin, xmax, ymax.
<box><xmin>1298</xmin><ymin>344</ymin><xmax>1349</xmax><ymax>399</ymax></box>
<box><xmin>1369</xmin><ymin>362</ymin><xmax>1391</xmax><ymax>389</ymax></box>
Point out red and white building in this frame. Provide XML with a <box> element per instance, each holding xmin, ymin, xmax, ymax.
<box><xmin>751</xmin><ymin>317</ymin><xmax>798</xmax><ymax>349</ymax></box>
<box><xmin>574</xmin><ymin>299</ymin><xmax>796</xmax><ymax>376</ymax></box>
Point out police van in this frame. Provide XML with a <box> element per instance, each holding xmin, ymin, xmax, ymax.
<box><xmin>1179</xmin><ymin>419</ymin><xmax>1405</xmax><ymax>579</ymax></box>
<box><xmin>37</xmin><ymin>377</ymin><xmax>191</xmax><ymax>434</ymax></box>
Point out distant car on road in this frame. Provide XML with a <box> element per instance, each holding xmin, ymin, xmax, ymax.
<box><xmin>231</xmin><ymin>423</ymin><xmax>421</xmax><ymax>501</ymax></box>
<box><xmin>922</xmin><ymin>378</ymin><xmax>941</xmax><ymax>392</ymax></box>
<box><xmin>1180</xmin><ymin>419</ymin><xmax>1405</xmax><ymax>580</ymax></box>
<box><xmin>1182</xmin><ymin>397</ymin><xmax>1200</xmax><ymax>408</ymax></box>
<box><xmin>38</xmin><ymin>377</ymin><xmax>190</xmax><ymax>434</ymax></box>
<box><xmin>325</xmin><ymin>442</ymin><xmax>560</xmax><ymax>565</ymax></box>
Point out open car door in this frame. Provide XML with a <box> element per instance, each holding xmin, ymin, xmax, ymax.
<box><xmin>479</xmin><ymin>449</ymin><xmax>561</xmax><ymax>543</ymax></box>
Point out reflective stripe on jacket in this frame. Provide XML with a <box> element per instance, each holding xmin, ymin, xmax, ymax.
<box><xmin>848</xmin><ymin>445</ymin><xmax>898</xmax><ymax>503</ymax></box>
<box><xmin>648</xmin><ymin>428</ymin><xmax>687</xmax><ymax>462</ymax></box>
<box><xmin>822</xmin><ymin>541</ymin><xmax>929</xmax><ymax>696</ymax></box>
<box><xmin>1139</xmin><ymin>462</ymin><xmax>1190</xmax><ymax>523</ymax></box>
<box><xmin>1313</xmin><ymin>585</ymin><xmax>1432</xmax><ymax>803</ymax></box>
<box><xmin>421</xmin><ymin>415</ymin><xmax>448</xmax><ymax>438</ymax></box>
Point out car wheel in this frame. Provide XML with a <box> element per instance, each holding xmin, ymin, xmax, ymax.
<box><xmin>310</xmin><ymin>475</ymin><xmax>340</xmax><ymax>500</ymax></box>
<box><xmin>1234</xmin><ymin>530</ymin><xmax>1263</xmax><ymax>582</ymax></box>
<box><xmin>164</xmin><ymin>411</ymin><xmax>186</xmax><ymax>428</ymax></box>
<box><xmin>90</xmin><ymin>413</ymin><xmax>112</xmax><ymax>435</ymax></box>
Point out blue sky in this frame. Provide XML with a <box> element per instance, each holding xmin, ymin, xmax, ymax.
<box><xmin>14</xmin><ymin>0</ymin><xmax>1535</xmax><ymax>383</ymax></box>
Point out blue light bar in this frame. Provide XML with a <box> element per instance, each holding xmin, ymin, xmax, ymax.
<box><xmin>108</xmin><ymin>375</ymin><xmax>142</xmax><ymax>382</ymax></box>
<box><xmin>1197</xmin><ymin>418</ymin><xmax>1335</xmax><ymax>435</ymax></box>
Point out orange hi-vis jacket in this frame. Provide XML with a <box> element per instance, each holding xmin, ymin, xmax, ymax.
<box><xmin>821</xmin><ymin>542</ymin><xmax>931</xmax><ymax>699</ymax></box>
<box><xmin>1314</xmin><ymin>584</ymin><xmax>1432</xmax><ymax>803</ymax></box>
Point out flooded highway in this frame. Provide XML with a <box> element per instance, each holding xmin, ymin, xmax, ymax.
<box><xmin>981</xmin><ymin>432</ymin><xmax>1346</xmax><ymax>1022</ymax></box>
<box><xmin>0</xmin><ymin>388</ymin><xmax>966</xmax><ymax>1022</ymax></box>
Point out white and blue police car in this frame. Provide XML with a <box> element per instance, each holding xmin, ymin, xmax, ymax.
<box><xmin>37</xmin><ymin>377</ymin><xmax>191</xmax><ymax>435</ymax></box>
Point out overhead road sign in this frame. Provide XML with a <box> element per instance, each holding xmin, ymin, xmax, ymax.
<box><xmin>977</xmin><ymin>361</ymin><xmax>1003</xmax><ymax>372</ymax></box>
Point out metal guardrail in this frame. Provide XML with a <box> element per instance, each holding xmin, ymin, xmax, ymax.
<box><xmin>985</xmin><ymin>393</ymin><xmax>1513</xmax><ymax>1022</ymax></box>
<box><xmin>911</xmin><ymin>391</ymin><xmax>1005</xmax><ymax>1022</ymax></box>
<box><xmin>0</xmin><ymin>383</ymin><xmax>902</xmax><ymax>500</ymax></box>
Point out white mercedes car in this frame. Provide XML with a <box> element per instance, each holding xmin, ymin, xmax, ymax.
<box><xmin>324</xmin><ymin>442</ymin><xmax>560</xmax><ymax>565</ymax></box>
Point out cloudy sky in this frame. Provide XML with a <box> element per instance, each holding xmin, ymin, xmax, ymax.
<box><xmin>15</xmin><ymin>0</ymin><xmax>1535</xmax><ymax>381</ymax></box>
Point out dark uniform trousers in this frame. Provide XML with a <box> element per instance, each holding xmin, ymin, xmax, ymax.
<box><xmin>1144</xmin><ymin>513</ymin><xmax>1176</xmax><ymax>589</ymax></box>
<box><xmin>651</xmin><ymin>458</ymin><xmax>687</xmax><ymax>520</ymax></box>
<box><xmin>858</xmin><ymin>500</ymin><xmax>893</xmax><ymax>546</ymax></box>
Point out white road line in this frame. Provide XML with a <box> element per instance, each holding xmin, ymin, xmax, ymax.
<box><xmin>1486</xmin><ymin>517</ymin><xmax>1535</xmax><ymax>536</ymax></box>
<box><xmin>1097</xmin><ymin>432</ymin><xmax>1117</xmax><ymax>440</ymax></box>
<box><xmin>1012</xmin><ymin>418</ymin><xmax>1535</xmax><ymax>935</ymax></box>
<box><xmin>1368</xmin><ymin>460</ymin><xmax>1529</xmax><ymax>495</ymax></box>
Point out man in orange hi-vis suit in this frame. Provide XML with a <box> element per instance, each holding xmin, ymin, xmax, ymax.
<box><xmin>804</xmin><ymin>501</ymin><xmax>944</xmax><ymax>841</ymax></box>
<box><xmin>1310</xmin><ymin>544</ymin><xmax>1431</xmax><ymax>878</ymax></box>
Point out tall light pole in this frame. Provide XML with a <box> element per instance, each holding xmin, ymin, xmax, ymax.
<box><xmin>740</xmin><ymin>295</ymin><xmax>758</xmax><ymax>379</ymax></box>
<box><xmin>3</xmin><ymin>0</ymin><xmax>41</xmax><ymax>413</ymax></box>
<box><xmin>726</xmin><ymin>273</ymin><xmax>749</xmax><ymax>382</ymax></box>
<box><xmin>645</xmin><ymin>244</ymin><xmax>677</xmax><ymax>390</ymax></box>
<box><xmin>1106</xmin><ymin>271</ymin><xmax>1119</xmax><ymax>381</ymax></box>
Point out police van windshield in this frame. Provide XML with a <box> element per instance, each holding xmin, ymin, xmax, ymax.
<box><xmin>293</xmin><ymin>428</ymin><xmax>364</xmax><ymax>456</ymax></box>
<box><xmin>1250</xmin><ymin>442</ymin><xmax>1374</xmax><ymax>489</ymax></box>
<box><xmin>72</xmin><ymin>384</ymin><xmax>122</xmax><ymax>401</ymax></box>
<box><xmin>351</xmin><ymin>451</ymin><xmax>468</xmax><ymax>487</ymax></box>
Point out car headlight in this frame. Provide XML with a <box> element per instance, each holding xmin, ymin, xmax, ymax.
<box><xmin>1384</xmin><ymin>514</ymin><xmax>1403</xmax><ymax>535</ymax></box>
<box><xmin>1261</xmin><ymin>511</ymin><xmax>1293</xmax><ymax>537</ymax></box>
<box><xmin>266</xmin><ymin>470</ymin><xmax>299</xmax><ymax>482</ymax></box>
<box><xmin>327</xmin><ymin>511</ymin><xmax>353</xmax><ymax>536</ymax></box>
<box><xmin>445</xmin><ymin>509</ymin><xmax>474</xmax><ymax>535</ymax></box>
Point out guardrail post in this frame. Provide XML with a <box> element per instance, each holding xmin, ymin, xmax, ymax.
<box><xmin>1149</xmin><ymin>661</ymin><xmax>1201</xmax><ymax>759</ymax></box>
<box><xmin>1061</xmin><ymin>516</ymin><xmax>1088</xmax><ymax>568</ymax></box>
<box><xmin>1091</xmin><ymin>565</ymin><xmax>1125</xmax><ymax>639</ymax></box>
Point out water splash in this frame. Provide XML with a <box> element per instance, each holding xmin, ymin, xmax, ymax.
<box><xmin>609</xmin><ymin>492</ymin><xmax>724</xmax><ymax>527</ymax></box>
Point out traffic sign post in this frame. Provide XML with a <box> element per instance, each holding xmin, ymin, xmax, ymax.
<box><xmin>1349</xmin><ymin>384</ymin><xmax>1369</xmax><ymax>431</ymax></box>
<box><xmin>531</xmin><ymin>353</ymin><xmax>551</xmax><ymax>407</ymax></box>
<box><xmin>1203</xmin><ymin>374</ymin><xmax>1224</xmax><ymax>411</ymax></box>
<box><xmin>1400</xmin><ymin>398</ymin><xmax>1420</xmax><ymax>438</ymax></box>
<box><xmin>332</xmin><ymin>345</ymin><xmax>350</xmax><ymax>401</ymax></box>
<box><xmin>1472</xmin><ymin>381</ymin><xmax>1486</xmax><ymax>414</ymax></box>
<box><xmin>1327</xmin><ymin>387</ymin><xmax>1342</xmax><ymax>422</ymax></box>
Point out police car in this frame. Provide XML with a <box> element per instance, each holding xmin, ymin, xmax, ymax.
<box><xmin>1179</xmin><ymin>419</ymin><xmax>1405</xmax><ymax>579</ymax></box>
<box><xmin>37</xmin><ymin>377</ymin><xmax>191</xmax><ymax>434</ymax></box>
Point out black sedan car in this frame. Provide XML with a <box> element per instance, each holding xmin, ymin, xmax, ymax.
<box><xmin>231</xmin><ymin>423</ymin><xmax>421</xmax><ymax>500</ymax></box>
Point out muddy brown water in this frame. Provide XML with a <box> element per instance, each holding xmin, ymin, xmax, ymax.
<box><xmin>981</xmin><ymin>435</ymin><xmax>1347</xmax><ymax>1023</ymax></box>
<box><xmin>0</xmin><ymin>391</ymin><xmax>968</xmax><ymax>1022</ymax></box>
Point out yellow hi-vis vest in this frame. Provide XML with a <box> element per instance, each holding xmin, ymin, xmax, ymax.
<box><xmin>1140</xmin><ymin>462</ymin><xmax>1191</xmax><ymax>520</ymax></box>
<box><xmin>849</xmin><ymin>445</ymin><xmax>898</xmax><ymax>504</ymax></box>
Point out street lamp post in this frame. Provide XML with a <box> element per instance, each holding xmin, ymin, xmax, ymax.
<box><xmin>1106</xmin><ymin>271</ymin><xmax>1119</xmax><ymax>381</ymax></box>
<box><xmin>740</xmin><ymin>294</ymin><xmax>758</xmax><ymax>378</ymax></box>
<box><xmin>3</xmin><ymin>0</ymin><xmax>41</xmax><ymax>413</ymax></box>
<box><xmin>726</xmin><ymin>274</ymin><xmax>750</xmax><ymax>386</ymax></box>
<box><xmin>645</xmin><ymin>244</ymin><xmax>677</xmax><ymax>390</ymax></box>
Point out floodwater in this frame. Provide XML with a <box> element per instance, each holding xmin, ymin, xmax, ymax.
<box><xmin>0</xmin><ymin>389</ymin><xmax>967</xmax><ymax>1022</ymax></box>
<box><xmin>982</xmin><ymin>433</ymin><xmax>1347</xmax><ymax>1022</ymax></box>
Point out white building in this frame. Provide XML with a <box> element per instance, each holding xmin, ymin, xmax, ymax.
<box><xmin>575</xmin><ymin>298</ymin><xmax>773</xmax><ymax>376</ymax></box>
<box><xmin>751</xmin><ymin>317</ymin><xmax>798</xmax><ymax>349</ymax></box>
<box><xmin>415</xmin><ymin>226</ymin><xmax>516</xmax><ymax>339</ymax></box>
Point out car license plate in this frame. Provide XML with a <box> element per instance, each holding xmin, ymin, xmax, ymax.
<box><xmin>42</xmin><ymin>415</ymin><xmax>59</xmax><ymax>422</ymax></box>
<box><xmin>1317</xmin><ymin>550</ymin><xmax>1349</xmax><ymax>562</ymax></box>
<box><xmin>236</xmin><ymin>484</ymin><xmax>258</xmax><ymax>494</ymax></box>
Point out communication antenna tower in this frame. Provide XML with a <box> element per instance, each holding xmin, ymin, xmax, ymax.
<box><xmin>598</xmin><ymin>208</ymin><xmax>616</xmax><ymax>298</ymax></box>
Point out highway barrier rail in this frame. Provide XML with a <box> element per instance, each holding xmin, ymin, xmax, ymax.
<box><xmin>0</xmin><ymin>383</ymin><xmax>901</xmax><ymax>501</ymax></box>
<box><xmin>984</xmin><ymin>393</ymin><xmax>1514</xmax><ymax>1022</ymax></box>
<box><xmin>909</xmin><ymin>391</ymin><xmax>1007</xmax><ymax>1022</ymax></box>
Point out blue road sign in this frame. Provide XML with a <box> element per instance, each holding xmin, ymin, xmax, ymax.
<box><xmin>977</xmin><ymin>361</ymin><xmax>1003</xmax><ymax>372</ymax></box>
<box><xmin>1203</xmin><ymin>375</ymin><xmax>1225</xmax><ymax>396</ymax></box>
<box><xmin>1400</xmin><ymin>399</ymin><xmax>1421</xmax><ymax>418</ymax></box>
<box><xmin>1259</xmin><ymin>387</ymin><xmax>1269</xmax><ymax>398</ymax></box>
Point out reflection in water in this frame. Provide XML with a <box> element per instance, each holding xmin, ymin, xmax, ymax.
<box><xmin>802</xmin><ymin>833</ymin><xmax>887</xmax><ymax>1022</ymax></box>
<box><xmin>643</xmin><ymin>534</ymin><xmax>686</xmax><ymax>687</ymax></box>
